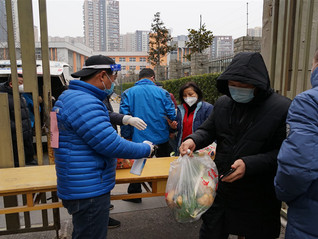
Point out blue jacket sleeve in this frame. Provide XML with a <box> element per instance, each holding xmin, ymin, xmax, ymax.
<box><xmin>119</xmin><ymin>90</ymin><xmax>133</xmax><ymax>139</ymax></box>
<box><xmin>66</xmin><ymin>93</ymin><xmax>150</xmax><ymax>159</ymax></box>
<box><xmin>275</xmin><ymin>94</ymin><xmax>318</xmax><ymax>203</ymax></box>
<box><xmin>163</xmin><ymin>90</ymin><xmax>176</xmax><ymax>121</ymax></box>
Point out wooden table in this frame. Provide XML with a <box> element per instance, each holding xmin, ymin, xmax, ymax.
<box><xmin>0</xmin><ymin>157</ymin><xmax>177</xmax><ymax>215</ymax></box>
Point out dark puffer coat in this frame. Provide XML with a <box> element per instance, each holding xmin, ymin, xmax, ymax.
<box><xmin>188</xmin><ymin>52</ymin><xmax>291</xmax><ymax>237</ymax></box>
<box><xmin>0</xmin><ymin>82</ymin><xmax>34</xmax><ymax>166</ymax></box>
<box><xmin>103</xmin><ymin>95</ymin><xmax>124</xmax><ymax>131</ymax></box>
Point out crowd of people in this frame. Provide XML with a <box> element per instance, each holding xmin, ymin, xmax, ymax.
<box><xmin>2</xmin><ymin>49</ymin><xmax>318</xmax><ymax>239</ymax></box>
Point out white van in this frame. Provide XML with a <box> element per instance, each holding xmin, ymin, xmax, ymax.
<box><xmin>0</xmin><ymin>60</ymin><xmax>70</xmax><ymax>100</ymax></box>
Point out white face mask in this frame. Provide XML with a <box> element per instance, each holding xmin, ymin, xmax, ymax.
<box><xmin>184</xmin><ymin>97</ymin><xmax>197</xmax><ymax>107</ymax></box>
<box><xmin>18</xmin><ymin>84</ymin><xmax>24</xmax><ymax>93</ymax></box>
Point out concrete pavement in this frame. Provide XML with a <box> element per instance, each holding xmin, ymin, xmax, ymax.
<box><xmin>0</xmin><ymin>183</ymin><xmax>286</xmax><ymax>239</ymax></box>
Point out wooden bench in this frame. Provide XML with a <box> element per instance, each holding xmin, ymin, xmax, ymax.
<box><xmin>0</xmin><ymin>157</ymin><xmax>177</xmax><ymax>215</ymax></box>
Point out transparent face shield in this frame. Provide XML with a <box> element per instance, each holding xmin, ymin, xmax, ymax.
<box><xmin>82</xmin><ymin>63</ymin><xmax>121</xmax><ymax>77</ymax></box>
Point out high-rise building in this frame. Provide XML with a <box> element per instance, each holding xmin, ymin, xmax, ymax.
<box><xmin>135</xmin><ymin>30</ymin><xmax>149</xmax><ymax>52</ymax></box>
<box><xmin>210</xmin><ymin>36</ymin><xmax>233</xmax><ymax>59</ymax></box>
<box><xmin>120</xmin><ymin>30</ymin><xmax>149</xmax><ymax>52</ymax></box>
<box><xmin>105</xmin><ymin>0</ymin><xmax>119</xmax><ymax>51</ymax></box>
<box><xmin>247</xmin><ymin>27</ymin><xmax>262</xmax><ymax>37</ymax></box>
<box><xmin>170</xmin><ymin>35</ymin><xmax>191</xmax><ymax>63</ymax></box>
<box><xmin>120</xmin><ymin>32</ymin><xmax>136</xmax><ymax>52</ymax></box>
<box><xmin>83</xmin><ymin>0</ymin><xmax>119</xmax><ymax>52</ymax></box>
<box><xmin>0</xmin><ymin>0</ymin><xmax>19</xmax><ymax>43</ymax></box>
<box><xmin>0</xmin><ymin>1</ymin><xmax>7</xmax><ymax>42</ymax></box>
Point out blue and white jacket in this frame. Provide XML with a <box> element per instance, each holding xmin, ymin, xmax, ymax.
<box><xmin>176</xmin><ymin>101</ymin><xmax>213</xmax><ymax>149</ymax></box>
<box><xmin>53</xmin><ymin>80</ymin><xmax>150</xmax><ymax>200</ymax></box>
<box><xmin>275</xmin><ymin>67</ymin><xmax>318</xmax><ymax>239</ymax></box>
<box><xmin>120</xmin><ymin>79</ymin><xmax>176</xmax><ymax>144</ymax></box>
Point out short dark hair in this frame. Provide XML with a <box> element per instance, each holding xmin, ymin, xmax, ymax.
<box><xmin>179</xmin><ymin>82</ymin><xmax>203</xmax><ymax>104</ymax></box>
<box><xmin>7</xmin><ymin>73</ymin><xmax>23</xmax><ymax>83</ymax></box>
<box><xmin>139</xmin><ymin>68</ymin><xmax>155</xmax><ymax>80</ymax></box>
<box><xmin>80</xmin><ymin>70</ymin><xmax>104</xmax><ymax>82</ymax></box>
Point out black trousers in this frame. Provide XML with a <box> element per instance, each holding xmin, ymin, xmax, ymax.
<box><xmin>12</xmin><ymin>139</ymin><xmax>34</xmax><ymax>167</ymax></box>
<box><xmin>199</xmin><ymin>196</ymin><xmax>277</xmax><ymax>239</ymax></box>
<box><xmin>127</xmin><ymin>141</ymin><xmax>172</xmax><ymax>194</ymax></box>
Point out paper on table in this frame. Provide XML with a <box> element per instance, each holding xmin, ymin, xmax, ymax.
<box><xmin>130</xmin><ymin>158</ymin><xmax>147</xmax><ymax>176</ymax></box>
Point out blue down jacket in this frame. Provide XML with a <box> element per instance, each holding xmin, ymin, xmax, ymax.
<box><xmin>176</xmin><ymin>101</ymin><xmax>213</xmax><ymax>149</ymax></box>
<box><xmin>275</xmin><ymin>67</ymin><xmax>318</xmax><ymax>239</ymax></box>
<box><xmin>53</xmin><ymin>80</ymin><xmax>150</xmax><ymax>200</ymax></box>
<box><xmin>120</xmin><ymin>79</ymin><xmax>176</xmax><ymax>144</ymax></box>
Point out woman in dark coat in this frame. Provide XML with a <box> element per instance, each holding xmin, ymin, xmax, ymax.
<box><xmin>180</xmin><ymin>52</ymin><xmax>291</xmax><ymax>239</ymax></box>
<box><xmin>175</xmin><ymin>82</ymin><xmax>213</xmax><ymax>154</ymax></box>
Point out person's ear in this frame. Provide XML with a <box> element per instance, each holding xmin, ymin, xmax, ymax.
<box><xmin>99</xmin><ymin>71</ymin><xmax>106</xmax><ymax>80</ymax></box>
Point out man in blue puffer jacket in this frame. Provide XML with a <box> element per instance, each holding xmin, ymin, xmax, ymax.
<box><xmin>52</xmin><ymin>55</ymin><xmax>153</xmax><ymax>239</ymax></box>
<box><xmin>275</xmin><ymin>49</ymin><xmax>318</xmax><ymax>239</ymax></box>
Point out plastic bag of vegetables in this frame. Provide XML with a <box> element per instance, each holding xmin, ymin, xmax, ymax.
<box><xmin>165</xmin><ymin>152</ymin><xmax>218</xmax><ymax>223</ymax></box>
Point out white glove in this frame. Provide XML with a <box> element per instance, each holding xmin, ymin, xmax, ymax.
<box><xmin>143</xmin><ymin>140</ymin><xmax>154</xmax><ymax>157</ymax></box>
<box><xmin>123</xmin><ymin>115</ymin><xmax>147</xmax><ymax>130</ymax></box>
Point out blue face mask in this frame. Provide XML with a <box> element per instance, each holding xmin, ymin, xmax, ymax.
<box><xmin>228</xmin><ymin>85</ymin><xmax>255</xmax><ymax>103</ymax></box>
<box><xmin>104</xmin><ymin>82</ymin><xmax>114</xmax><ymax>96</ymax></box>
<box><xmin>103</xmin><ymin>74</ymin><xmax>115</xmax><ymax>96</ymax></box>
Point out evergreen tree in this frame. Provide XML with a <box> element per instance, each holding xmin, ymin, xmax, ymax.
<box><xmin>148</xmin><ymin>12</ymin><xmax>175</xmax><ymax>67</ymax></box>
<box><xmin>185</xmin><ymin>21</ymin><xmax>214</xmax><ymax>61</ymax></box>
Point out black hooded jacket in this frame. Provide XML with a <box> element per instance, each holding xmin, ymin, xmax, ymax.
<box><xmin>0</xmin><ymin>81</ymin><xmax>34</xmax><ymax>165</ymax></box>
<box><xmin>188</xmin><ymin>52</ymin><xmax>291</xmax><ymax>237</ymax></box>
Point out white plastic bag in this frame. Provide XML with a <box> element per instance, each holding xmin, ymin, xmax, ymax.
<box><xmin>165</xmin><ymin>152</ymin><xmax>218</xmax><ymax>223</ymax></box>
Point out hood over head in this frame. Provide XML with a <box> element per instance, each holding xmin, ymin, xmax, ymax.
<box><xmin>217</xmin><ymin>52</ymin><xmax>272</xmax><ymax>100</ymax></box>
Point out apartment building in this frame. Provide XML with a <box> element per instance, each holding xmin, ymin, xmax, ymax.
<box><xmin>83</xmin><ymin>0</ymin><xmax>119</xmax><ymax>52</ymax></box>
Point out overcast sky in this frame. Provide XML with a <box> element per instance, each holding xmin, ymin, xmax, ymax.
<box><xmin>32</xmin><ymin>0</ymin><xmax>263</xmax><ymax>39</ymax></box>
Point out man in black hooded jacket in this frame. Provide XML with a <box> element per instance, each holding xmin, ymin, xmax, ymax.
<box><xmin>0</xmin><ymin>75</ymin><xmax>35</xmax><ymax>166</ymax></box>
<box><xmin>180</xmin><ymin>52</ymin><xmax>291</xmax><ymax>239</ymax></box>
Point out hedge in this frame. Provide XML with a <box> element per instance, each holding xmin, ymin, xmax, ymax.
<box><xmin>114</xmin><ymin>73</ymin><xmax>222</xmax><ymax>105</ymax></box>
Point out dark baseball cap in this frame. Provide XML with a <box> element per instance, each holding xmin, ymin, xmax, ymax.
<box><xmin>71</xmin><ymin>55</ymin><xmax>116</xmax><ymax>78</ymax></box>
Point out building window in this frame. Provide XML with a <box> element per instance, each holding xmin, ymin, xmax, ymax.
<box><xmin>139</xmin><ymin>57</ymin><xmax>146</xmax><ymax>62</ymax></box>
<box><xmin>130</xmin><ymin>66</ymin><xmax>136</xmax><ymax>70</ymax></box>
<box><xmin>140</xmin><ymin>66</ymin><xmax>146</xmax><ymax>70</ymax></box>
<box><xmin>122</xmin><ymin>66</ymin><xmax>126</xmax><ymax>70</ymax></box>
<box><xmin>119</xmin><ymin>57</ymin><xmax>126</xmax><ymax>62</ymax></box>
<box><xmin>129</xmin><ymin>57</ymin><xmax>136</xmax><ymax>62</ymax></box>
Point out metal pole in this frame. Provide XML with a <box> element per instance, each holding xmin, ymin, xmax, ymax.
<box><xmin>39</xmin><ymin>0</ymin><xmax>54</xmax><ymax>165</ymax></box>
<box><xmin>5</xmin><ymin>0</ymin><xmax>25</xmax><ymax>167</ymax></box>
